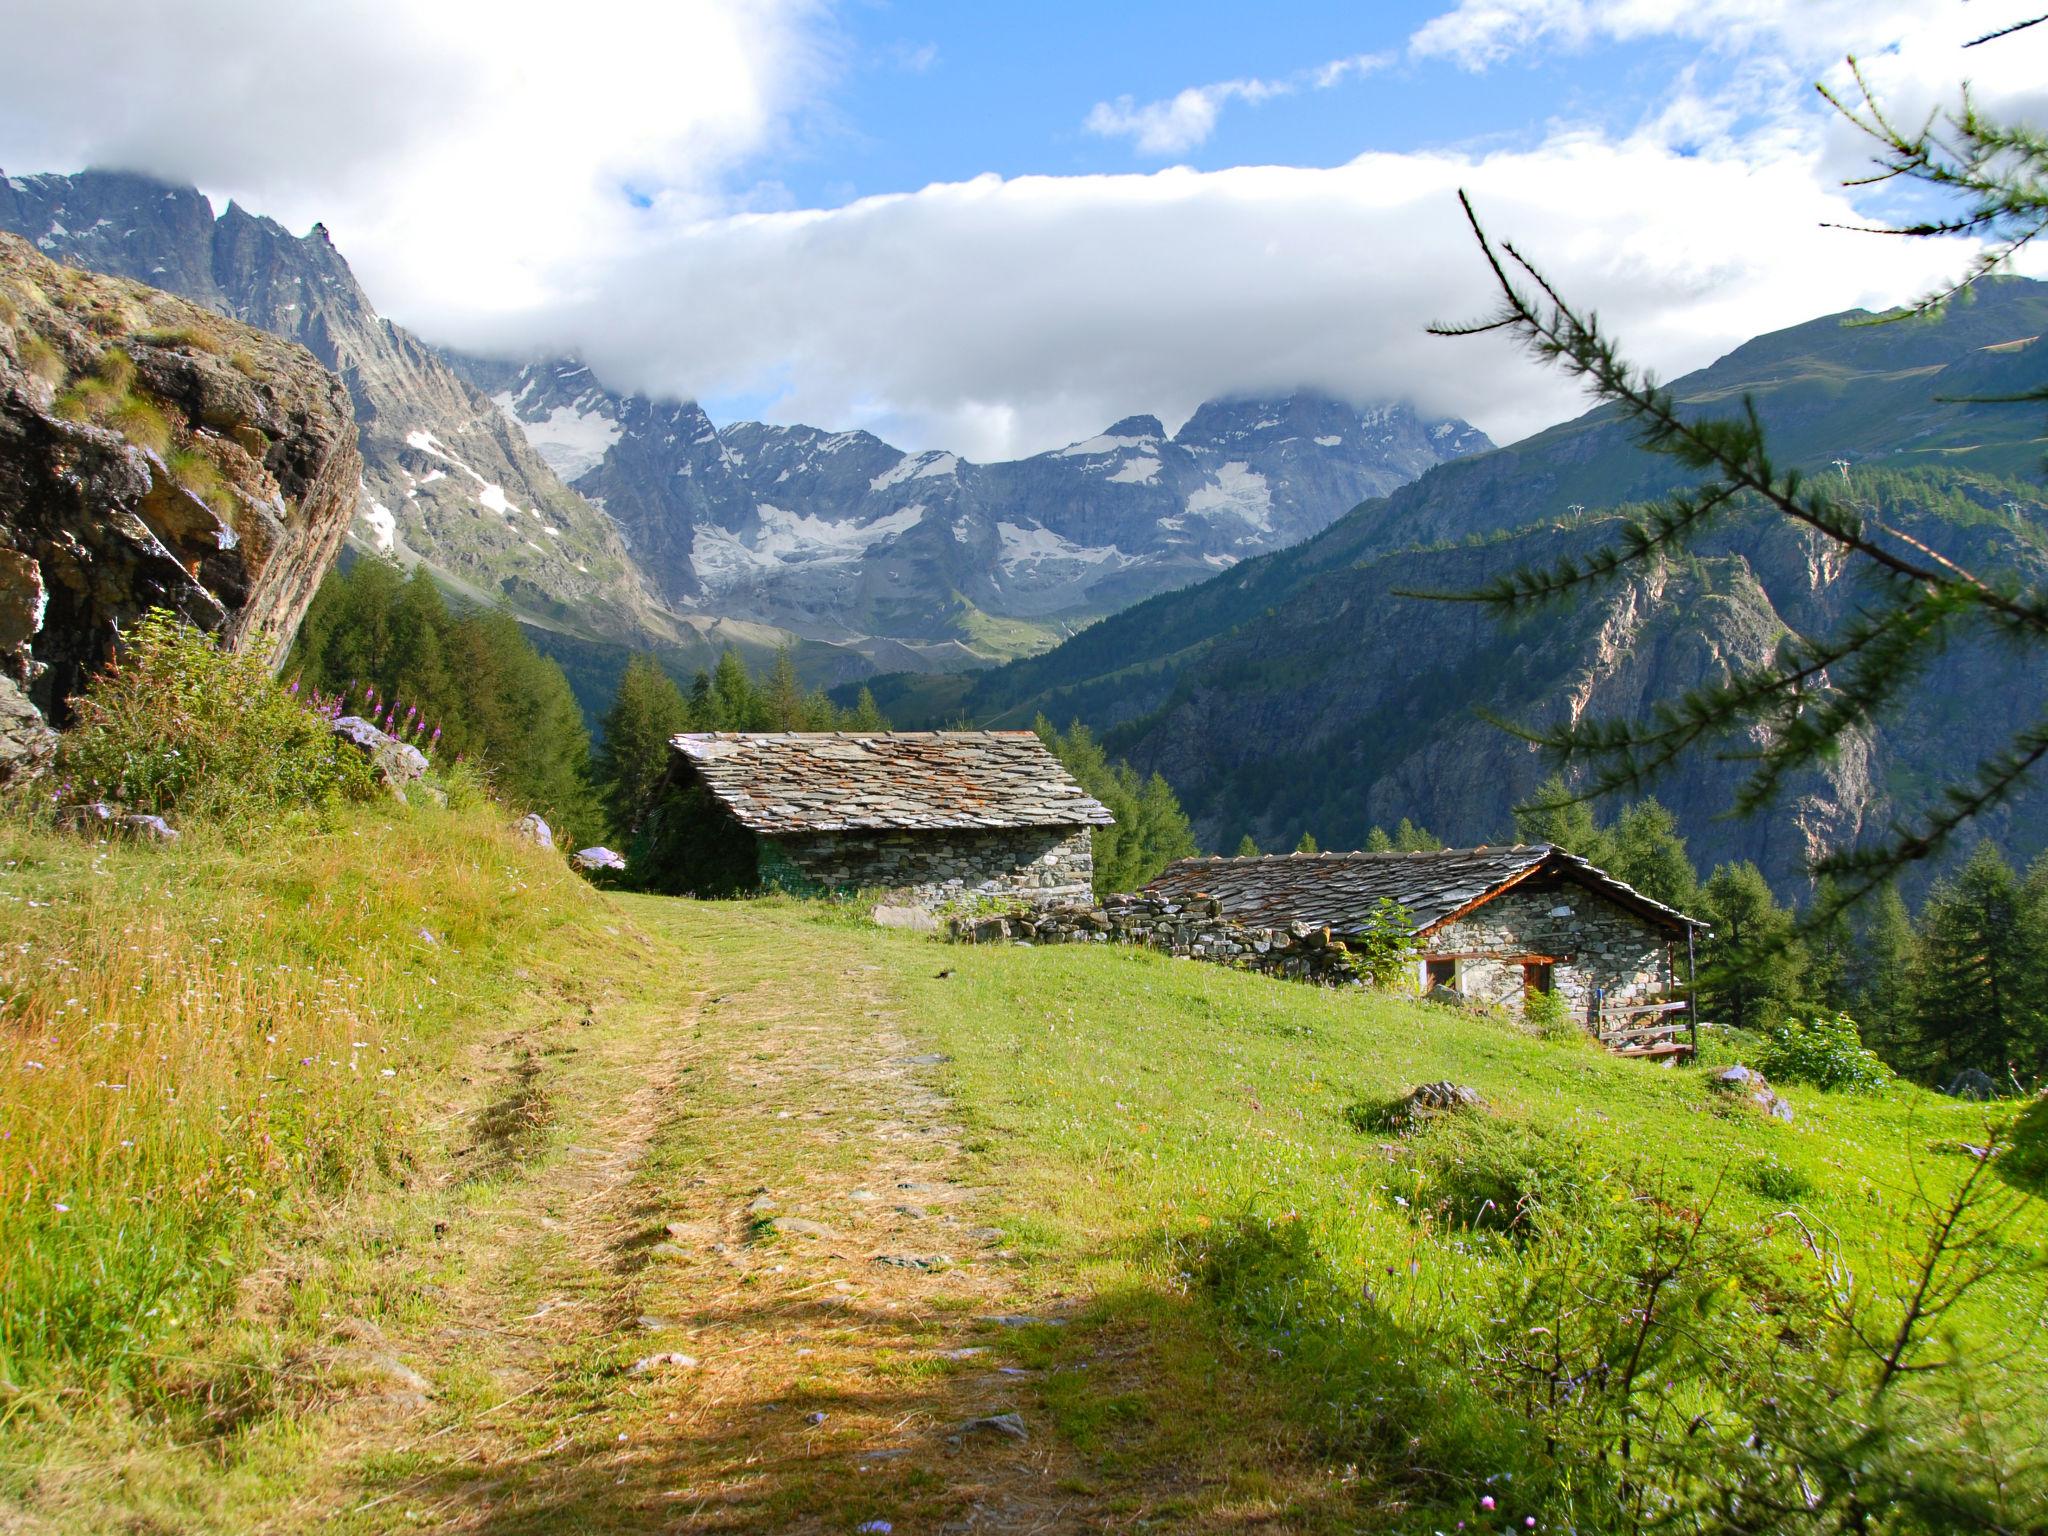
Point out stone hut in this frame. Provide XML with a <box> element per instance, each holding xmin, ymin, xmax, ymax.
<box><xmin>1146</xmin><ymin>844</ymin><xmax>1702</xmax><ymax>1025</ymax></box>
<box><xmin>666</xmin><ymin>730</ymin><xmax>1112</xmax><ymax>909</ymax></box>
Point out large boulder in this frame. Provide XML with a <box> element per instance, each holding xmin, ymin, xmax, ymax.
<box><xmin>572</xmin><ymin>846</ymin><xmax>627</xmax><ymax>873</ymax></box>
<box><xmin>330</xmin><ymin>715</ymin><xmax>428</xmax><ymax>798</ymax></box>
<box><xmin>513</xmin><ymin>812</ymin><xmax>554</xmax><ymax>850</ymax></box>
<box><xmin>0</xmin><ymin>231</ymin><xmax>359</xmax><ymax>778</ymax></box>
<box><xmin>1712</xmin><ymin>1064</ymin><xmax>1795</xmax><ymax>1123</ymax></box>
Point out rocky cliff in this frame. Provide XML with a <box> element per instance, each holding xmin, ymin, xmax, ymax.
<box><xmin>0</xmin><ymin>231</ymin><xmax>359</xmax><ymax>779</ymax></box>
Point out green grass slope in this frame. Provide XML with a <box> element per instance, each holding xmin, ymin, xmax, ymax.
<box><xmin>2</xmin><ymin>810</ymin><xmax>2041</xmax><ymax>1530</ymax></box>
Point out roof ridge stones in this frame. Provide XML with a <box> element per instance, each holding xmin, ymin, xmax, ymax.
<box><xmin>1147</xmin><ymin>843</ymin><xmax>1700</xmax><ymax>936</ymax></box>
<box><xmin>671</xmin><ymin>729</ymin><xmax>1115</xmax><ymax>835</ymax></box>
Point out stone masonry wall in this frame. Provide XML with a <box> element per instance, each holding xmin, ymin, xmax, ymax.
<box><xmin>1420</xmin><ymin>881</ymin><xmax>1677</xmax><ymax>1021</ymax></box>
<box><xmin>764</xmin><ymin>825</ymin><xmax>1093</xmax><ymax>911</ymax></box>
<box><xmin>949</xmin><ymin>891</ymin><xmax>1368</xmax><ymax>986</ymax></box>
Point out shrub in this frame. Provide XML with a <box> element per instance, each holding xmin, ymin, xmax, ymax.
<box><xmin>1756</xmin><ymin>1010</ymin><xmax>1891</xmax><ymax>1094</ymax></box>
<box><xmin>1411</xmin><ymin>1116</ymin><xmax>1601</xmax><ymax>1239</ymax></box>
<box><xmin>1524</xmin><ymin>987</ymin><xmax>1581</xmax><ymax>1043</ymax></box>
<box><xmin>58</xmin><ymin>610</ymin><xmax>372</xmax><ymax>825</ymax></box>
<box><xmin>1346</xmin><ymin>897</ymin><xmax>1416</xmax><ymax>990</ymax></box>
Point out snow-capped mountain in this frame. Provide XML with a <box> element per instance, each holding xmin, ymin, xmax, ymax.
<box><xmin>4</xmin><ymin>166</ymin><xmax>1491</xmax><ymax>665</ymax></box>
<box><xmin>462</xmin><ymin>354</ymin><xmax>1492</xmax><ymax>645</ymax></box>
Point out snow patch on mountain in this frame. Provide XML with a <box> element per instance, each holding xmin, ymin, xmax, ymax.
<box><xmin>363</xmin><ymin>502</ymin><xmax>396</xmax><ymax>552</ymax></box>
<box><xmin>492</xmin><ymin>391</ymin><xmax>621</xmax><ymax>482</ymax></box>
<box><xmin>691</xmin><ymin>503</ymin><xmax>927</xmax><ymax>588</ymax></box>
<box><xmin>1184</xmin><ymin>462</ymin><xmax>1273</xmax><ymax>531</ymax></box>
<box><xmin>996</xmin><ymin>521</ymin><xmax>1130</xmax><ymax>575</ymax></box>
<box><xmin>1314</xmin><ymin>435</ymin><xmax>1343</xmax><ymax>447</ymax></box>
<box><xmin>1057</xmin><ymin>433</ymin><xmax>1154</xmax><ymax>459</ymax></box>
<box><xmin>1107</xmin><ymin>454</ymin><xmax>1162</xmax><ymax>485</ymax></box>
<box><xmin>870</xmin><ymin>450</ymin><xmax>960</xmax><ymax>491</ymax></box>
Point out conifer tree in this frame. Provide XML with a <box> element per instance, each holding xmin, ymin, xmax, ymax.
<box><xmin>764</xmin><ymin>648</ymin><xmax>806</xmax><ymax>730</ymax></box>
<box><xmin>1295</xmin><ymin>831</ymin><xmax>1319</xmax><ymax>854</ymax></box>
<box><xmin>1235</xmin><ymin>834</ymin><xmax>1261</xmax><ymax>857</ymax></box>
<box><xmin>1608</xmin><ymin>798</ymin><xmax>1698</xmax><ymax>911</ymax></box>
<box><xmin>1365</xmin><ymin>825</ymin><xmax>1395</xmax><ymax>852</ymax></box>
<box><xmin>1697</xmin><ymin>862</ymin><xmax>1808</xmax><ymax>1033</ymax></box>
<box><xmin>1032</xmin><ymin>716</ymin><xmax>1196</xmax><ymax>896</ymax></box>
<box><xmin>1907</xmin><ymin>842</ymin><xmax>2033</xmax><ymax>1082</ymax></box>
<box><xmin>1392</xmin><ymin>818</ymin><xmax>1443</xmax><ymax>852</ymax></box>
<box><xmin>710</xmin><ymin>649</ymin><xmax>755</xmax><ymax>730</ymax></box>
<box><xmin>848</xmin><ymin>687</ymin><xmax>887</xmax><ymax>730</ymax></box>
<box><xmin>1514</xmin><ymin>774</ymin><xmax>1616</xmax><ymax>866</ymax></box>
<box><xmin>594</xmin><ymin>654</ymin><xmax>690</xmax><ymax>839</ymax></box>
<box><xmin>1854</xmin><ymin>884</ymin><xmax>1919</xmax><ymax>1070</ymax></box>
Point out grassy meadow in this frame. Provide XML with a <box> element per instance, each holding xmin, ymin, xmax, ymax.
<box><xmin>0</xmin><ymin>806</ymin><xmax>2043</xmax><ymax>1531</ymax></box>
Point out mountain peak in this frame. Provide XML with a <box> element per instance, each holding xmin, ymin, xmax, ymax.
<box><xmin>1103</xmin><ymin>413</ymin><xmax>1165</xmax><ymax>440</ymax></box>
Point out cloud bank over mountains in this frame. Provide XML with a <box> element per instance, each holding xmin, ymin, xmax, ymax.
<box><xmin>1</xmin><ymin>0</ymin><xmax>2038</xmax><ymax>460</ymax></box>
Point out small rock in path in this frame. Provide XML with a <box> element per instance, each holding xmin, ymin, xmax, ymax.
<box><xmin>627</xmin><ymin>1352</ymin><xmax>697</xmax><ymax>1376</ymax></box>
<box><xmin>772</xmin><ymin>1217</ymin><xmax>842</xmax><ymax>1241</ymax></box>
<box><xmin>873</xmin><ymin>1253</ymin><xmax>952</xmax><ymax>1271</ymax></box>
<box><xmin>955</xmin><ymin>1412</ymin><xmax>1028</xmax><ymax>1442</ymax></box>
<box><xmin>635</xmin><ymin>1315</ymin><xmax>674</xmax><ymax>1331</ymax></box>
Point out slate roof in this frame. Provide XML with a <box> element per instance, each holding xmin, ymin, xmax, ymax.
<box><xmin>670</xmin><ymin>731</ymin><xmax>1115</xmax><ymax>834</ymax></box>
<box><xmin>1144</xmin><ymin>844</ymin><xmax>1702</xmax><ymax>937</ymax></box>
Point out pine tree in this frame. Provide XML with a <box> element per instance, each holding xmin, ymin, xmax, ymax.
<box><xmin>1395</xmin><ymin>818</ymin><xmax>1443</xmax><ymax>852</ymax></box>
<box><xmin>710</xmin><ymin>649</ymin><xmax>755</xmax><ymax>730</ymax></box>
<box><xmin>764</xmin><ymin>648</ymin><xmax>806</xmax><ymax>730</ymax></box>
<box><xmin>848</xmin><ymin>687</ymin><xmax>887</xmax><ymax>730</ymax></box>
<box><xmin>1033</xmin><ymin>716</ymin><xmax>1195</xmax><ymax>896</ymax></box>
<box><xmin>1514</xmin><ymin>774</ymin><xmax>1616</xmax><ymax>866</ymax></box>
<box><xmin>1295</xmin><ymin>831</ymin><xmax>1319</xmax><ymax>854</ymax></box>
<box><xmin>1854</xmin><ymin>884</ymin><xmax>1919</xmax><ymax>1071</ymax></box>
<box><xmin>1608</xmin><ymin>798</ymin><xmax>1699</xmax><ymax>911</ymax></box>
<box><xmin>1235</xmin><ymin>834</ymin><xmax>1261</xmax><ymax>857</ymax></box>
<box><xmin>1365</xmin><ymin>826</ymin><xmax>1395</xmax><ymax>852</ymax></box>
<box><xmin>594</xmin><ymin>654</ymin><xmax>690</xmax><ymax>839</ymax></box>
<box><xmin>1433</xmin><ymin>51</ymin><xmax>2048</xmax><ymax>896</ymax></box>
<box><xmin>1907</xmin><ymin>842</ymin><xmax>2031</xmax><ymax>1083</ymax></box>
<box><xmin>1697</xmin><ymin>862</ymin><xmax>1808</xmax><ymax>1034</ymax></box>
<box><xmin>1804</xmin><ymin>874</ymin><xmax>1856</xmax><ymax>1012</ymax></box>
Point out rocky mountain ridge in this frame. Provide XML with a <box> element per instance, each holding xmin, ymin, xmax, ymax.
<box><xmin>866</xmin><ymin>279</ymin><xmax>2048</xmax><ymax>893</ymax></box>
<box><xmin>458</xmin><ymin>357</ymin><xmax>1491</xmax><ymax>654</ymax></box>
<box><xmin>8</xmin><ymin>169</ymin><xmax>1491</xmax><ymax>673</ymax></box>
<box><xmin>0</xmin><ymin>169</ymin><xmax>663</xmax><ymax>640</ymax></box>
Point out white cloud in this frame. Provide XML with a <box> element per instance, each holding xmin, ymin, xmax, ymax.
<box><xmin>0</xmin><ymin>0</ymin><xmax>2035</xmax><ymax>468</ymax></box>
<box><xmin>0</xmin><ymin>0</ymin><xmax>833</xmax><ymax>319</ymax></box>
<box><xmin>1086</xmin><ymin>53</ymin><xmax>1390</xmax><ymax>156</ymax></box>
<box><xmin>480</xmin><ymin>130</ymin><xmax>1979</xmax><ymax>460</ymax></box>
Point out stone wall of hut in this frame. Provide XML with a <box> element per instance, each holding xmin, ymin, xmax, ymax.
<box><xmin>762</xmin><ymin>824</ymin><xmax>1094</xmax><ymax>911</ymax></box>
<box><xmin>1419</xmin><ymin>882</ymin><xmax>1677</xmax><ymax>1019</ymax></box>
<box><xmin>949</xmin><ymin>892</ymin><xmax>1369</xmax><ymax>986</ymax></box>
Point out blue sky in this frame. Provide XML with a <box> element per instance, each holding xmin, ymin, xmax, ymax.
<box><xmin>786</xmin><ymin>1</ymin><xmax>1710</xmax><ymax>204</ymax></box>
<box><xmin>3</xmin><ymin>1</ymin><xmax>2041</xmax><ymax>456</ymax></box>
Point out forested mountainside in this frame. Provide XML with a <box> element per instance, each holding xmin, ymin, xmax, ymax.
<box><xmin>457</xmin><ymin>351</ymin><xmax>1488</xmax><ymax>650</ymax></box>
<box><xmin>861</xmin><ymin>279</ymin><xmax>2048</xmax><ymax>894</ymax></box>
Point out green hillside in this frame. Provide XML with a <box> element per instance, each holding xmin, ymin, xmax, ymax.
<box><xmin>4</xmin><ymin>799</ymin><xmax>2041</xmax><ymax>1532</ymax></box>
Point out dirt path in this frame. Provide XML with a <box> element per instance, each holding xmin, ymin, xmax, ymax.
<box><xmin>316</xmin><ymin>901</ymin><xmax>1110</xmax><ymax>1535</ymax></box>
